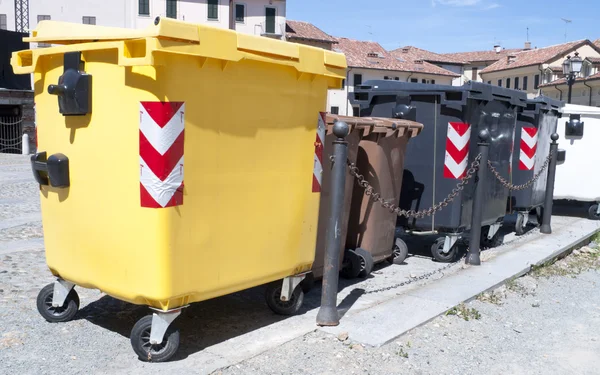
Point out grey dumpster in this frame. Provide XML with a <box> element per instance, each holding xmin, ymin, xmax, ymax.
<box><xmin>510</xmin><ymin>95</ymin><xmax>564</xmax><ymax>234</ymax></box>
<box><xmin>350</xmin><ymin>81</ymin><xmax>527</xmax><ymax>262</ymax></box>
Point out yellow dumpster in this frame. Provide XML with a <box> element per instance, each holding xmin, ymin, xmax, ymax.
<box><xmin>12</xmin><ymin>17</ymin><xmax>346</xmax><ymax>362</ymax></box>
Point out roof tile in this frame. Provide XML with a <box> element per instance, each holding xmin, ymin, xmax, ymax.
<box><xmin>285</xmin><ymin>20</ymin><xmax>338</xmax><ymax>44</ymax></box>
<box><xmin>441</xmin><ymin>48</ymin><xmax>524</xmax><ymax>63</ymax></box>
<box><xmin>480</xmin><ymin>40</ymin><xmax>594</xmax><ymax>74</ymax></box>
<box><xmin>391</xmin><ymin>46</ymin><xmax>467</xmax><ymax>65</ymax></box>
<box><xmin>333</xmin><ymin>38</ymin><xmax>459</xmax><ymax>76</ymax></box>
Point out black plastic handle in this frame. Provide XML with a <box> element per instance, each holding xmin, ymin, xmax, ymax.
<box><xmin>31</xmin><ymin>152</ymin><xmax>70</xmax><ymax>188</ymax></box>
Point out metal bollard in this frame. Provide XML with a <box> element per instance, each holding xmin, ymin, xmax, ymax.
<box><xmin>465</xmin><ymin>129</ymin><xmax>491</xmax><ymax>266</ymax></box>
<box><xmin>22</xmin><ymin>134</ymin><xmax>30</xmax><ymax>155</ymax></box>
<box><xmin>316</xmin><ymin>120</ymin><xmax>350</xmax><ymax>327</ymax></box>
<box><xmin>540</xmin><ymin>133</ymin><xmax>559</xmax><ymax>234</ymax></box>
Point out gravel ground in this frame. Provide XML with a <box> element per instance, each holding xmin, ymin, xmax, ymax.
<box><xmin>1</xmin><ymin>153</ymin><xmax>599</xmax><ymax>375</ymax></box>
<box><xmin>219</xmin><ymin>241</ymin><xmax>600</xmax><ymax>375</ymax></box>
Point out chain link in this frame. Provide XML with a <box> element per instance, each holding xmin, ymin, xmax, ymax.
<box><xmin>487</xmin><ymin>151</ymin><xmax>553</xmax><ymax>191</ymax></box>
<box><xmin>363</xmin><ymin>254</ymin><xmax>465</xmax><ymax>294</ymax></box>
<box><xmin>347</xmin><ymin>153</ymin><xmax>482</xmax><ymax>219</ymax></box>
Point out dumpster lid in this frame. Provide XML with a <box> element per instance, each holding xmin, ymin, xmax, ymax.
<box><xmin>525</xmin><ymin>95</ymin><xmax>564</xmax><ymax>112</ymax></box>
<box><xmin>560</xmin><ymin>103</ymin><xmax>600</xmax><ymax>116</ymax></box>
<box><xmin>325</xmin><ymin>114</ymin><xmax>423</xmax><ymax>138</ymax></box>
<box><xmin>25</xmin><ymin>18</ymin><xmax>201</xmax><ymax>44</ymax></box>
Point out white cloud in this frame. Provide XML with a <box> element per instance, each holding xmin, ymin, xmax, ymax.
<box><xmin>432</xmin><ymin>0</ymin><xmax>481</xmax><ymax>6</ymax></box>
<box><xmin>485</xmin><ymin>3</ymin><xmax>501</xmax><ymax>9</ymax></box>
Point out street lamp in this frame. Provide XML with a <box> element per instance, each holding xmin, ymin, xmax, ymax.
<box><xmin>562</xmin><ymin>52</ymin><xmax>583</xmax><ymax>103</ymax></box>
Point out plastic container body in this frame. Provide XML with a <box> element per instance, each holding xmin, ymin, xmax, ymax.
<box><xmin>311</xmin><ymin>115</ymin><xmax>422</xmax><ymax>277</ymax></box>
<box><xmin>350</xmin><ymin>81</ymin><xmax>527</xmax><ymax>235</ymax></box>
<box><xmin>510</xmin><ymin>96</ymin><xmax>563</xmax><ymax>212</ymax></box>
<box><xmin>12</xmin><ymin>19</ymin><xmax>346</xmax><ymax>310</ymax></box>
<box><xmin>554</xmin><ymin>104</ymin><xmax>600</xmax><ymax>203</ymax></box>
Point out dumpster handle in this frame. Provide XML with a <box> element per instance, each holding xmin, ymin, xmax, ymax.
<box><xmin>30</xmin><ymin>152</ymin><xmax>70</xmax><ymax>188</ymax></box>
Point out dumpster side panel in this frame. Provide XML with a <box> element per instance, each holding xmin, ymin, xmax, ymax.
<box><xmin>510</xmin><ymin>111</ymin><xmax>537</xmax><ymax>210</ymax></box>
<box><xmin>531</xmin><ymin>111</ymin><xmax>557</xmax><ymax>204</ymax></box>
<box><xmin>37</xmin><ymin>49</ymin><xmax>328</xmax><ymax>309</ymax></box>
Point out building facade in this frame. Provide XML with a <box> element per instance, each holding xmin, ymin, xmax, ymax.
<box><xmin>442</xmin><ymin>45</ymin><xmax>525</xmax><ymax>83</ymax></box>
<box><xmin>329</xmin><ymin>38</ymin><xmax>458</xmax><ymax>116</ymax></box>
<box><xmin>0</xmin><ymin>0</ymin><xmax>287</xmax><ymax>41</ymax></box>
<box><xmin>479</xmin><ymin>40</ymin><xmax>600</xmax><ymax>98</ymax></box>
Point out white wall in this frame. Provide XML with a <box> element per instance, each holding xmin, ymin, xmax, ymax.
<box><xmin>327</xmin><ymin>67</ymin><xmax>454</xmax><ymax>116</ymax></box>
<box><xmin>439</xmin><ymin>64</ymin><xmax>463</xmax><ymax>86</ymax></box>
<box><xmin>2</xmin><ymin>0</ymin><xmax>285</xmax><ymax>38</ymax></box>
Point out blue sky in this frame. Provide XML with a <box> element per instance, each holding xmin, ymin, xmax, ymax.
<box><xmin>287</xmin><ymin>0</ymin><xmax>599</xmax><ymax>53</ymax></box>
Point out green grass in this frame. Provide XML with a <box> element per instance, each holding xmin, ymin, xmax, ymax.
<box><xmin>445</xmin><ymin>303</ymin><xmax>481</xmax><ymax>321</ymax></box>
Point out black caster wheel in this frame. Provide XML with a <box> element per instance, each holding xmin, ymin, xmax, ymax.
<box><xmin>481</xmin><ymin>226</ymin><xmax>504</xmax><ymax>249</ymax></box>
<box><xmin>130</xmin><ymin>315</ymin><xmax>180</xmax><ymax>363</ymax></box>
<box><xmin>265</xmin><ymin>281</ymin><xmax>304</xmax><ymax>316</ymax></box>
<box><xmin>36</xmin><ymin>283</ymin><xmax>80</xmax><ymax>323</ymax></box>
<box><xmin>588</xmin><ymin>204</ymin><xmax>600</xmax><ymax>221</ymax></box>
<box><xmin>341</xmin><ymin>249</ymin><xmax>362</xmax><ymax>279</ymax></box>
<box><xmin>388</xmin><ymin>238</ymin><xmax>409</xmax><ymax>265</ymax></box>
<box><xmin>431</xmin><ymin>237</ymin><xmax>457</xmax><ymax>263</ymax></box>
<box><xmin>353</xmin><ymin>248</ymin><xmax>374</xmax><ymax>278</ymax></box>
<box><xmin>515</xmin><ymin>213</ymin><xmax>526</xmax><ymax>236</ymax></box>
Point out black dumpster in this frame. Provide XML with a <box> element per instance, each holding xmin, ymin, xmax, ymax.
<box><xmin>350</xmin><ymin>81</ymin><xmax>527</xmax><ymax>262</ymax></box>
<box><xmin>510</xmin><ymin>95</ymin><xmax>563</xmax><ymax>234</ymax></box>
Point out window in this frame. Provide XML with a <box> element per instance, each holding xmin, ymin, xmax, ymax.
<box><xmin>394</xmin><ymin>77</ymin><xmax>400</xmax><ymax>81</ymax></box>
<box><xmin>208</xmin><ymin>0</ymin><xmax>218</xmax><ymax>20</ymax></box>
<box><xmin>0</xmin><ymin>14</ymin><xmax>7</xmax><ymax>30</ymax></box>
<box><xmin>265</xmin><ymin>7</ymin><xmax>276</xmax><ymax>34</ymax></box>
<box><xmin>82</xmin><ymin>16</ymin><xmax>96</xmax><ymax>25</ymax></box>
<box><xmin>138</xmin><ymin>0</ymin><xmax>150</xmax><ymax>15</ymax></box>
<box><xmin>341</xmin><ymin>79</ymin><xmax>345</xmax><ymax>89</ymax></box>
<box><xmin>352</xmin><ymin>107</ymin><xmax>360</xmax><ymax>117</ymax></box>
<box><xmin>235</xmin><ymin>3</ymin><xmax>245</xmax><ymax>22</ymax></box>
<box><xmin>523</xmin><ymin>76</ymin><xmax>528</xmax><ymax>91</ymax></box>
<box><xmin>472</xmin><ymin>67</ymin><xmax>478</xmax><ymax>81</ymax></box>
<box><xmin>422</xmin><ymin>79</ymin><xmax>427</xmax><ymax>83</ymax></box>
<box><xmin>166</xmin><ymin>0</ymin><xmax>177</xmax><ymax>19</ymax></box>
<box><xmin>544</xmin><ymin>71</ymin><xmax>552</xmax><ymax>84</ymax></box>
<box><xmin>582</xmin><ymin>63</ymin><xmax>591</xmax><ymax>78</ymax></box>
<box><xmin>487</xmin><ymin>81</ymin><xmax>492</xmax><ymax>85</ymax></box>
<box><xmin>353</xmin><ymin>74</ymin><xmax>362</xmax><ymax>86</ymax></box>
<box><xmin>514</xmin><ymin>77</ymin><xmax>519</xmax><ymax>90</ymax></box>
<box><xmin>498</xmin><ymin>79</ymin><xmax>502</xmax><ymax>87</ymax></box>
<box><xmin>330</xmin><ymin>107</ymin><xmax>339</xmax><ymax>115</ymax></box>
<box><xmin>384</xmin><ymin>76</ymin><xmax>390</xmax><ymax>80</ymax></box>
<box><xmin>506</xmin><ymin>78</ymin><xmax>511</xmax><ymax>88</ymax></box>
<box><xmin>410</xmin><ymin>78</ymin><xmax>418</xmax><ymax>83</ymax></box>
<box><xmin>431</xmin><ymin>80</ymin><xmax>435</xmax><ymax>84</ymax></box>
<box><xmin>534</xmin><ymin>74</ymin><xmax>540</xmax><ymax>89</ymax></box>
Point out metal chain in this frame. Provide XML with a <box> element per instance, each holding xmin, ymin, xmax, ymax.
<box><xmin>363</xmin><ymin>254</ymin><xmax>466</xmax><ymax>294</ymax></box>
<box><xmin>346</xmin><ymin>153</ymin><xmax>482</xmax><ymax>219</ymax></box>
<box><xmin>487</xmin><ymin>151</ymin><xmax>553</xmax><ymax>191</ymax></box>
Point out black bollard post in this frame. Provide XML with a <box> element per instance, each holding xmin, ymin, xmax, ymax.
<box><xmin>316</xmin><ymin>120</ymin><xmax>350</xmax><ymax>327</ymax></box>
<box><xmin>540</xmin><ymin>133</ymin><xmax>559</xmax><ymax>234</ymax></box>
<box><xmin>465</xmin><ymin>129</ymin><xmax>491</xmax><ymax>266</ymax></box>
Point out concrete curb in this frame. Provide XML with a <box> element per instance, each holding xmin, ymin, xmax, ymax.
<box><xmin>319</xmin><ymin>217</ymin><xmax>600</xmax><ymax>347</ymax></box>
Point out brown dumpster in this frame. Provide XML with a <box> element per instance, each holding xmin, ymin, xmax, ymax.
<box><xmin>311</xmin><ymin>114</ymin><xmax>423</xmax><ymax>281</ymax></box>
<box><xmin>344</xmin><ymin>116</ymin><xmax>423</xmax><ymax>275</ymax></box>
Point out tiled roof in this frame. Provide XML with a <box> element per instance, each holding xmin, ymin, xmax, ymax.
<box><xmin>549</xmin><ymin>66</ymin><xmax>563</xmax><ymax>73</ymax></box>
<box><xmin>390</xmin><ymin>46</ymin><xmax>467</xmax><ymax>65</ymax></box>
<box><xmin>333</xmin><ymin>38</ymin><xmax>459</xmax><ymax>76</ymax></box>
<box><xmin>441</xmin><ymin>48</ymin><xmax>524</xmax><ymax>63</ymax></box>
<box><xmin>595</xmin><ymin>38</ymin><xmax>600</xmax><ymax>48</ymax></box>
<box><xmin>480</xmin><ymin>40</ymin><xmax>594</xmax><ymax>74</ymax></box>
<box><xmin>285</xmin><ymin>20</ymin><xmax>338</xmax><ymax>44</ymax></box>
<box><xmin>587</xmin><ymin>57</ymin><xmax>600</xmax><ymax>64</ymax></box>
<box><xmin>538</xmin><ymin>71</ymin><xmax>600</xmax><ymax>88</ymax></box>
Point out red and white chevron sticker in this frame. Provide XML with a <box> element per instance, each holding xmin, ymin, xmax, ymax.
<box><xmin>519</xmin><ymin>127</ymin><xmax>538</xmax><ymax>171</ymax></box>
<box><xmin>312</xmin><ymin>112</ymin><xmax>326</xmax><ymax>193</ymax></box>
<box><xmin>139</xmin><ymin>101</ymin><xmax>185</xmax><ymax>208</ymax></box>
<box><xmin>444</xmin><ymin>122</ymin><xmax>471</xmax><ymax>179</ymax></box>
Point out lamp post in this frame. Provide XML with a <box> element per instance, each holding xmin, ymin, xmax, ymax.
<box><xmin>563</xmin><ymin>52</ymin><xmax>583</xmax><ymax>104</ymax></box>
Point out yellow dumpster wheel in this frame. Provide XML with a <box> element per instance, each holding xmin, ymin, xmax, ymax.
<box><xmin>130</xmin><ymin>315</ymin><xmax>180</xmax><ymax>363</ymax></box>
<box><xmin>265</xmin><ymin>281</ymin><xmax>304</xmax><ymax>316</ymax></box>
<box><xmin>36</xmin><ymin>283</ymin><xmax>80</xmax><ymax>323</ymax></box>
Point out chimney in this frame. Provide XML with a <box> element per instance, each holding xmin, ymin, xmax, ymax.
<box><xmin>524</xmin><ymin>41</ymin><xmax>532</xmax><ymax>50</ymax></box>
<box><xmin>507</xmin><ymin>54</ymin><xmax>517</xmax><ymax>64</ymax></box>
<box><xmin>494</xmin><ymin>44</ymin><xmax>502</xmax><ymax>53</ymax></box>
